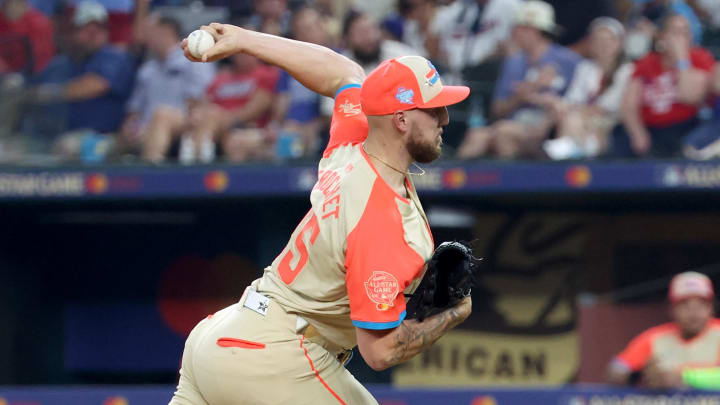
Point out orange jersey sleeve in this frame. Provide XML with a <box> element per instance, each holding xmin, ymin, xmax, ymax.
<box><xmin>616</xmin><ymin>328</ymin><xmax>656</xmax><ymax>372</ymax></box>
<box><xmin>324</xmin><ymin>84</ymin><xmax>369</xmax><ymax>158</ymax></box>
<box><xmin>345</xmin><ymin>177</ymin><xmax>426</xmax><ymax>330</ymax></box>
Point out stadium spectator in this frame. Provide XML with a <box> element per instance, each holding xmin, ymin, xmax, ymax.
<box><xmin>544</xmin><ymin>0</ymin><xmax>618</xmax><ymax>53</ymax></box>
<box><xmin>624</xmin><ymin>0</ymin><xmax>703</xmax><ymax>60</ymax></box>
<box><xmin>122</xmin><ymin>15</ymin><xmax>214</xmax><ymax>160</ymax></box>
<box><xmin>248</xmin><ymin>0</ymin><xmax>291</xmax><ymax>37</ymax></box>
<box><xmin>616</xmin><ymin>13</ymin><xmax>714</xmax><ymax>158</ymax></box>
<box><xmin>544</xmin><ymin>17</ymin><xmax>634</xmax><ymax>159</ymax></box>
<box><xmin>664</xmin><ymin>0</ymin><xmax>703</xmax><ymax>44</ymax></box>
<box><xmin>26</xmin><ymin>0</ymin><xmax>134</xmax><ymax>161</ymax></box>
<box><xmin>377</xmin><ymin>1</ymin><xmax>404</xmax><ymax>43</ymax></box>
<box><xmin>682</xmin><ymin>66</ymin><xmax>720</xmax><ymax>160</ymax></box>
<box><xmin>0</xmin><ymin>0</ymin><xmax>55</xmax><ymax>75</ymax></box>
<box><xmin>84</xmin><ymin>0</ymin><xmax>136</xmax><ymax>46</ymax></box>
<box><xmin>342</xmin><ymin>10</ymin><xmax>418</xmax><ymax>74</ymax></box>
<box><xmin>271</xmin><ymin>6</ymin><xmax>332</xmax><ymax>159</ymax></box>
<box><xmin>428</xmin><ymin>0</ymin><xmax>523</xmax><ymax>83</ymax></box>
<box><xmin>379</xmin><ymin>0</ymin><xmax>435</xmax><ymax>57</ymax></box>
<box><xmin>350</xmin><ymin>0</ymin><xmax>395</xmax><ymax>22</ymax></box>
<box><xmin>456</xmin><ymin>0</ymin><xmax>582</xmax><ymax>159</ymax></box>
<box><xmin>48</xmin><ymin>0</ymin><xmax>148</xmax><ymax>53</ymax></box>
<box><xmin>607</xmin><ymin>271</ymin><xmax>720</xmax><ymax>390</ymax></box>
<box><xmin>181</xmin><ymin>49</ymin><xmax>280</xmax><ymax>163</ymax></box>
<box><xmin>427</xmin><ymin>0</ymin><xmax>523</xmax><ymax>151</ymax></box>
<box><xmin>311</xmin><ymin>0</ymin><xmax>352</xmax><ymax>45</ymax></box>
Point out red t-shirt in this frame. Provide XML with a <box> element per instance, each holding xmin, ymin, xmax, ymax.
<box><xmin>0</xmin><ymin>7</ymin><xmax>55</xmax><ymax>73</ymax></box>
<box><xmin>633</xmin><ymin>48</ymin><xmax>715</xmax><ymax>128</ymax></box>
<box><xmin>108</xmin><ymin>12</ymin><xmax>133</xmax><ymax>45</ymax></box>
<box><xmin>206</xmin><ymin>66</ymin><xmax>279</xmax><ymax>128</ymax></box>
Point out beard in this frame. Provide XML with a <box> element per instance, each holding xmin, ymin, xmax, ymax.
<box><xmin>407</xmin><ymin>124</ymin><xmax>442</xmax><ymax>163</ymax></box>
<box><xmin>352</xmin><ymin>44</ymin><xmax>381</xmax><ymax>66</ymax></box>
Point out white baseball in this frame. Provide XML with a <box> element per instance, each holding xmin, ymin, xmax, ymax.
<box><xmin>187</xmin><ymin>29</ymin><xmax>215</xmax><ymax>59</ymax></box>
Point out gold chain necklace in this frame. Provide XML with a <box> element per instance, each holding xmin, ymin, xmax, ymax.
<box><xmin>362</xmin><ymin>144</ymin><xmax>426</xmax><ymax>176</ymax></box>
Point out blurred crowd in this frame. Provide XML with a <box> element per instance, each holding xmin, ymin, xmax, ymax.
<box><xmin>2</xmin><ymin>0</ymin><xmax>720</xmax><ymax>164</ymax></box>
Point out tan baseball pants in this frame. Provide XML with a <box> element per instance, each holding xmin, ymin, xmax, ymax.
<box><xmin>168</xmin><ymin>288</ymin><xmax>378</xmax><ymax>405</ymax></box>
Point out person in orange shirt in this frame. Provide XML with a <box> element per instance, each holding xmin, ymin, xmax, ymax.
<box><xmin>607</xmin><ymin>271</ymin><xmax>720</xmax><ymax>389</ymax></box>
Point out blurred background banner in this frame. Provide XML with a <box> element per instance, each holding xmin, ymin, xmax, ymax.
<box><xmin>392</xmin><ymin>330</ymin><xmax>578</xmax><ymax>386</ymax></box>
<box><xmin>3</xmin><ymin>197</ymin><xmax>720</xmax><ymax>385</ymax></box>
<box><xmin>395</xmin><ymin>213</ymin><xmax>582</xmax><ymax>386</ymax></box>
<box><xmin>1</xmin><ymin>386</ymin><xmax>720</xmax><ymax>405</ymax></box>
<box><xmin>5</xmin><ymin>160</ymin><xmax>720</xmax><ymax>200</ymax></box>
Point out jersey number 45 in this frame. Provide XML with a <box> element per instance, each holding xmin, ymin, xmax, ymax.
<box><xmin>278</xmin><ymin>210</ymin><xmax>320</xmax><ymax>285</ymax></box>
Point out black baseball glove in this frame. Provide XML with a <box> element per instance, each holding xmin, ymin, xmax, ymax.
<box><xmin>405</xmin><ymin>241</ymin><xmax>480</xmax><ymax>322</ymax></box>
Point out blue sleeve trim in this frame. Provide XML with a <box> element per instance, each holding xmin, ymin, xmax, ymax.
<box><xmin>335</xmin><ymin>83</ymin><xmax>361</xmax><ymax>98</ymax></box>
<box><xmin>352</xmin><ymin>310</ymin><xmax>406</xmax><ymax>330</ymax></box>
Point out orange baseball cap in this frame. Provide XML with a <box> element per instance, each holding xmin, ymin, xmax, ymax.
<box><xmin>669</xmin><ymin>271</ymin><xmax>714</xmax><ymax>303</ymax></box>
<box><xmin>360</xmin><ymin>56</ymin><xmax>470</xmax><ymax>116</ymax></box>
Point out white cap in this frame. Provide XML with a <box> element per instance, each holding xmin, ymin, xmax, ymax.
<box><xmin>669</xmin><ymin>271</ymin><xmax>714</xmax><ymax>303</ymax></box>
<box><xmin>515</xmin><ymin>0</ymin><xmax>557</xmax><ymax>34</ymax></box>
<box><xmin>590</xmin><ymin>17</ymin><xmax>625</xmax><ymax>39</ymax></box>
<box><xmin>73</xmin><ymin>0</ymin><xmax>108</xmax><ymax>26</ymax></box>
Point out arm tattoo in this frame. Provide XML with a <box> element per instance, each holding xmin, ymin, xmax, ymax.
<box><xmin>388</xmin><ymin>323</ymin><xmax>411</xmax><ymax>365</ymax></box>
<box><xmin>387</xmin><ymin>307</ymin><xmax>463</xmax><ymax>366</ymax></box>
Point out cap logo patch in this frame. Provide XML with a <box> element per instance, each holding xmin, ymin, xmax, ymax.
<box><xmin>425</xmin><ymin>61</ymin><xmax>439</xmax><ymax>86</ymax></box>
<box><xmin>395</xmin><ymin>87</ymin><xmax>415</xmax><ymax>104</ymax></box>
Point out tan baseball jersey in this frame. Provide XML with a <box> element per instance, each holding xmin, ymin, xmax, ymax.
<box><xmin>253</xmin><ymin>83</ymin><xmax>435</xmax><ymax>351</ymax></box>
<box><xmin>615</xmin><ymin>319</ymin><xmax>720</xmax><ymax>372</ymax></box>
